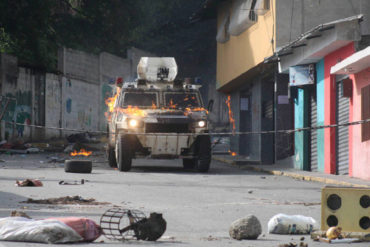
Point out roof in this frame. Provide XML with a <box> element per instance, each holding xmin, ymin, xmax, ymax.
<box><xmin>331</xmin><ymin>46</ymin><xmax>370</xmax><ymax>74</ymax></box>
<box><xmin>264</xmin><ymin>15</ymin><xmax>364</xmax><ymax>63</ymax></box>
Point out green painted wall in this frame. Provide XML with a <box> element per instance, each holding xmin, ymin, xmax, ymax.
<box><xmin>316</xmin><ymin>59</ymin><xmax>325</xmax><ymax>172</ymax></box>
<box><xmin>294</xmin><ymin>88</ymin><xmax>310</xmax><ymax>170</ymax></box>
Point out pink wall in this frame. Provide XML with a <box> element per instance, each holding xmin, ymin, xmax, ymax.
<box><xmin>324</xmin><ymin>42</ymin><xmax>355</xmax><ymax>174</ymax></box>
<box><xmin>351</xmin><ymin>68</ymin><xmax>370</xmax><ymax>180</ymax></box>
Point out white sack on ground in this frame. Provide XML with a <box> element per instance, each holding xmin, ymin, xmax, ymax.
<box><xmin>0</xmin><ymin>217</ymin><xmax>83</xmax><ymax>243</ymax></box>
<box><xmin>229</xmin><ymin>0</ymin><xmax>255</xmax><ymax>36</ymax></box>
<box><xmin>267</xmin><ymin>213</ymin><xmax>319</xmax><ymax>234</ymax></box>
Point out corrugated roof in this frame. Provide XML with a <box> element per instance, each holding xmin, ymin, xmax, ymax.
<box><xmin>264</xmin><ymin>14</ymin><xmax>364</xmax><ymax>63</ymax></box>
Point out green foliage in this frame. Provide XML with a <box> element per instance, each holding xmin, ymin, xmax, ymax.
<box><xmin>0</xmin><ymin>0</ymin><xmax>205</xmax><ymax>71</ymax></box>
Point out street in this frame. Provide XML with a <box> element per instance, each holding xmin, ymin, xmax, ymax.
<box><xmin>0</xmin><ymin>152</ymin><xmax>366</xmax><ymax>247</ymax></box>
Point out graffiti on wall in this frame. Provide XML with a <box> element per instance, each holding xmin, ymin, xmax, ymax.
<box><xmin>2</xmin><ymin>91</ymin><xmax>32</xmax><ymax>139</ymax></box>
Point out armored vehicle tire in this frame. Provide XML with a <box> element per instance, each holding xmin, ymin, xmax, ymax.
<box><xmin>183</xmin><ymin>159</ymin><xmax>196</xmax><ymax>169</ymax></box>
<box><xmin>64</xmin><ymin>160</ymin><xmax>92</xmax><ymax>173</ymax></box>
<box><xmin>196</xmin><ymin>135</ymin><xmax>211</xmax><ymax>173</ymax></box>
<box><xmin>107</xmin><ymin>146</ymin><xmax>117</xmax><ymax>168</ymax></box>
<box><xmin>116</xmin><ymin>135</ymin><xmax>132</xmax><ymax>172</ymax></box>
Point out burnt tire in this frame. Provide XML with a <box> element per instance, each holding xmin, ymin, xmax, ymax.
<box><xmin>107</xmin><ymin>146</ymin><xmax>117</xmax><ymax>168</ymax></box>
<box><xmin>196</xmin><ymin>135</ymin><xmax>211</xmax><ymax>173</ymax></box>
<box><xmin>116</xmin><ymin>135</ymin><xmax>132</xmax><ymax>172</ymax></box>
<box><xmin>182</xmin><ymin>159</ymin><xmax>196</xmax><ymax>169</ymax></box>
<box><xmin>64</xmin><ymin>160</ymin><xmax>92</xmax><ymax>173</ymax></box>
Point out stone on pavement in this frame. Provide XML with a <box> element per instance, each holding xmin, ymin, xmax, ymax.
<box><xmin>229</xmin><ymin>214</ymin><xmax>262</xmax><ymax>240</ymax></box>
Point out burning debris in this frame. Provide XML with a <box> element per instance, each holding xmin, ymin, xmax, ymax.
<box><xmin>226</xmin><ymin>95</ymin><xmax>238</xmax><ymax>156</ymax></box>
<box><xmin>21</xmin><ymin>196</ymin><xmax>109</xmax><ymax>205</ymax></box>
<box><xmin>70</xmin><ymin>148</ymin><xmax>92</xmax><ymax>157</ymax></box>
<box><xmin>225</xmin><ymin>95</ymin><xmax>235</xmax><ymax>133</ymax></box>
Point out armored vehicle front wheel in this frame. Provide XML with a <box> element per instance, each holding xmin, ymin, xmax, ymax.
<box><xmin>182</xmin><ymin>159</ymin><xmax>196</xmax><ymax>169</ymax></box>
<box><xmin>107</xmin><ymin>146</ymin><xmax>117</xmax><ymax>168</ymax></box>
<box><xmin>115</xmin><ymin>135</ymin><xmax>132</xmax><ymax>172</ymax></box>
<box><xmin>196</xmin><ymin>135</ymin><xmax>211</xmax><ymax>173</ymax></box>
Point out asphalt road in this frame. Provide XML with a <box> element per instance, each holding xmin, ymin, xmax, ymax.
<box><xmin>0</xmin><ymin>153</ymin><xmax>367</xmax><ymax>246</ymax></box>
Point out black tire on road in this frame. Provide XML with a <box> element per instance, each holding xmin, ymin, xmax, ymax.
<box><xmin>182</xmin><ymin>158</ymin><xmax>197</xmax><ymax>169</ymax></box>
<box><xmin>196</xmin><ymin>135</ymin><xmax>211</xmax><ymax>173</ymax></box>
<box><xmin>64</xmin><ymin>160</ymin><xmax>92</xmax><ymax>173</ymax></box>
<box><xmin>107</xmin><ymin>146</ymin><xmax>117</xmax><ymax>168</ymax></box>
<box><xmin>116</xmin><ymin>135</ymin><xmax>132</xmax><ymax>172</ymax></box>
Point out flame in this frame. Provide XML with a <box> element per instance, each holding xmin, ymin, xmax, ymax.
<box><xmin>117</xmin><ymin>105</ymin><xmax>147</xmax><ymax>117</ymax></box>
<box><xmin>105</xmin><ymin>87</ymin><xmax>121</xmax><ymax>113</ymax></box>
<box><xmin>184</xmin><ymin>107</ymin><xmax>208</xmax><ymax>115</ymax></box>
<box><xmin>70</xmin><ymin>149</ymin><xmax>92</xmax><ymax>157</ymax></box>
<box><xmin>225</xmin><ymin>95</ymin><xmax>235</xmax><ymax>134</ymax></box>
<box><xmin>228</xmin><ymin>150</ymin><xmax>237</xmax><ymax>156</ymax></box>
<box><xmin>152</xmin><ymin>101</ymin><xmax>157</xmax><ymax>109</ymax></box>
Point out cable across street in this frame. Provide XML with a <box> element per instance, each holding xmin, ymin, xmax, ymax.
<box><xmin>2</xmin><ymin>118</ymin><xmax>370</xmax><ymax>136</ymax></box>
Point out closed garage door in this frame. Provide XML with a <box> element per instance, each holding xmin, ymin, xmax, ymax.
<box><xmin>336</xmin><ymin>80</ymin><xmax>350</xmax><ymax>175</ymax></box>
<box><xmin>310</xmin><ymin>90</ymin><xmax>318</xmax><ymax>172</ymax></box>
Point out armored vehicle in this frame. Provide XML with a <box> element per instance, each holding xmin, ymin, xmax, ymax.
<box><xmin>107</xmin><ymin>57</ymin><xmax>211</xmax><ymax>172</ymax></box>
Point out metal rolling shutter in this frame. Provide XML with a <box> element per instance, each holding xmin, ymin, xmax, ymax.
<box><xmin>336</xmin><ymin>82</ymin><xmax>350</xmax><ymax>175</ymax></box>
<box><xmin>310</xmin><ymin>93</ymin><xmax>318</xmax><ymax>172</ymax></box>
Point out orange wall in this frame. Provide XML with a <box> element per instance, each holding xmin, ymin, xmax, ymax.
<box><xmin>351</xmin><ymin>69</ymin><xmax>370</xmax><ymax>180</ymax></box>
<box><xmin>216</xmin><ymin>0</ymin><xmax>275</xmax><ymax>89</ymax></box>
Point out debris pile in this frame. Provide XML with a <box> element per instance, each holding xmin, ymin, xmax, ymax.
<box><xmin>21</xmin><ymin>196</ymin><xmax>109</xmax><ymax>205</ymax></box>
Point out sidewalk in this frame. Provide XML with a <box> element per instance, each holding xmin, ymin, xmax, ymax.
<box><xmin>213</xmin><ymin>155</ymin><xmax>370</xmax><ymax>188</ymax></box>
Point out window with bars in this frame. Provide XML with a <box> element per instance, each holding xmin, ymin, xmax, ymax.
<box><xmin>361</xmin><ymin>84</ymin><xmax>370</xmax><ymax>142</ymax></box>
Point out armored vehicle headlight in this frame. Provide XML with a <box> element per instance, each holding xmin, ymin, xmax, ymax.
<box><xmin>198</xmin><ymin>120</ymin><xmax>206</xmax><ymax>128</ymax></box>
<box><xmin>129</xmin><ymin>119</ymin><xmax>139</xmax><ymax>128</ymax></box>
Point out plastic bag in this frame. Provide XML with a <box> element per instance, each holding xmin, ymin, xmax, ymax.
<box><xmin>0</xmin><ymin>217</ymin><xmax>82</xmax><ymax>243</ymax></box>
<box><xmin>47</xmin><ymin>217</ymin><xmax>102</xmax><ymax>242</ymax></box>
<box><xmin>267</xmin><ymin>214</ymin><xmax>319</xmax><ymax>234</ymax></box>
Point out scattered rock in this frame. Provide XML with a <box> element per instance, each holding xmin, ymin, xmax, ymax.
<box><xmin>260</xmin><ymin>176</ymin><xmax>266</xmax><ymax>179</ymax></box>
<box><xmin>299</xmin><ymin>242</ymin><xmax>308</xmax><ymax>247</ymax></box>
<box><xmin>300</xmin><ymin>237</ymin><xmax>305</xmax><ymax>241</ymax></box>
<box><xmin>10</xmin><ymin>210</ymin><xmax>31</xmax><ymax>219</ymax></box>
<box><xmin>229</xmin><ymin>215</ymin><xmax>262</xmax><ymax>240</ymax></box>
<box><xmin>248</xmin><ymin>190</ymin><xmax>253</xmax><ymax>194</ymax></box>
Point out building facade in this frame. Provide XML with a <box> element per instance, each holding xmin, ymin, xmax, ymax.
<box><xmin>205</xmin><ymin>0</ymin><xmax>370</xmax><ymax>169</ymax></box>
<box><xmin>268</xmin><ymin>14</ymin><xmax>370</xmax><ymax>180</ymax></box>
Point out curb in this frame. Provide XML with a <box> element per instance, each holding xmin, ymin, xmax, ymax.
<box><xmin>213</xmin><ymin>157</ymin><xmax>369</xmax><ymax>188</ymax></box>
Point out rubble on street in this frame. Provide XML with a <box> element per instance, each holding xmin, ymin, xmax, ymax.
<box><xmin>21</xmin><ymin>196</ymin><xmax>110</xmax><ymax>205</ymax></box>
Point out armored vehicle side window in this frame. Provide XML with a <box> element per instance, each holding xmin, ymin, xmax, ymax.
<box><xmin>164</xmin><ymin>92</ymin><xmax>201</xmax><ymax>108</ymax></box>
<box><xmin>122</xmin><ymin>92</ymin><xmax>158</xmax><ymax>107</ymax></box>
